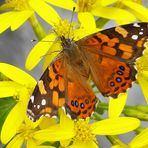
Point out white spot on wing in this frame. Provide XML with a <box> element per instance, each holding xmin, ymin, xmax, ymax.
<box><xmin>141</xmin><ymin>28</ymin><xmax>144</xmax><ymax>31</ymax></box>
<box><xmin>52</xmin><ymin>115</ymin><xmax>57</xmax><ymax>119</ymax></box>
<box><xmin>30</xmin><ymin>96</ymin><xmax>34</xmax><ymax>103</ymax></box>
<box><xmin>139</xmin><ymin>32</ymin><xmax>143</xmax><ymax>35</ymax></box>
<box><xmin>37</xmin><ymin>105</ymin><xmax>40</xmax><ymax>109</ymax></box>
<box><xmin>133</xmin><ymin>23</ymin><xmax>140</xmax><ymax>27</ymax></box>
<box><xmin>45</xmin><ymin>114</ymin><xmax>50</xmax><ymax>117</ymax></box>
<box><xmin>144</xmin><ymin>42</ymin><xmax>147</xmax><ymax>47</ymax></box>
<box><xmin>62</xmin><ymin>106</ymin><xmax>66</xmax><ymax>112</ymax></box>
<box><xmin>41</xmin><ymin>99</ymin><xmax>46</xmax><ymax>105</ymax></box>
<box><xmin>131</xmin><ymin>35</ymin><xmax>138</xmax><ymax>40</ymax></box>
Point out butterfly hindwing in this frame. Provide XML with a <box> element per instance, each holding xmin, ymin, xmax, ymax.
<box><xmin>77</xmin><ymin>22</ymin><xmax>148</xmax><ymax>97</ymax></box>
<box><xmin>66</xmin><ymin>81</ymin><xmax>96</xmax><ymax>119</ymax></box>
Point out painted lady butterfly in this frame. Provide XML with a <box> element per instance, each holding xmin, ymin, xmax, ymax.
<box><xmin>27</xmin><ymin>22</ymin><xmax>148</xmax><ymax>121</ymax></box>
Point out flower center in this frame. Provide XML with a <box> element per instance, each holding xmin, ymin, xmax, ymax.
<box><xmin>53</xmin><ymin>20</ymin><xmax>75</xmax><ymax>39</ymax></box>
<box><xmin>77</xmin><ymin>0</ymin><xmax>97</xmax><ymax>12</ymax></box>
<box><xmin>5</xmin><ymin>0</ymin><xmax>30</xmax><ymax>11</ymax></box>
<box><xmin>17</xmin><ymin>123</ymin><xmax>34</xmax><ymax>140</ymax></box>
<box><xmin>73</xmin><ymin>119</ymin><xmax>96</xmax><ymax>142</ymax></box>
<box><xmin>136</xmin><ymin>53</ymin><xmax>148</xmax><ymax>76</ymax></box>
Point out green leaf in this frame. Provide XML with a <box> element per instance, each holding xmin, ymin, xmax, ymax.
<box><xmin>0</xmin><ymin>97</ymin><xmax>16</xmax><ymax>133</ymax></box>
<box><xmin>96</xmin><ymin>17</ymin><xmax>109</xmax><ymax>28</ymax></box>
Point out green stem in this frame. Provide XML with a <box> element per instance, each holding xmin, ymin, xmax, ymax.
<box><xmin>96</xmin><ymin>102</ymin><xmax>148</xmax><ymax>121</ymax></box>
<box><xmin>91</xmin><ymin>112</ymin><xmax>101</xmax><ymax>121</ymax></box>
<box><xmin>106</xmin><ymin>135</ymin><xmax>127</xmax><ymax>147</ymax></box>
<box><xmin>135</xmin><ymin>105</ymin><xmax>148</xmax><ymax>113</ymax></box>
<box><xmin>123</xmin><ymin>107</ymin><xmax>148</xmax><ymax>121</ymax></box>
<box><xmin>135</xmin><ymin>127</ymin><xmax>145</xmax><ymax>134</ymax></box>
<box><xmin>29</xmin><ymin>14</ymin><xmax>46</xmax><ymax>40</ymax></box>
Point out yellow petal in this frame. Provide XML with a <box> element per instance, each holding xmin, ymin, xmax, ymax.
<box><xmin>25</xmin><ymin>115</ymin><xmax>42</xmax><ymax>129</ymax></box>
<box><xmin>69</xmin><ymin>141</ymin><xmax>98</xmax><ymax>148</ymax></box>
<box><xmin>91</xmin><ymin>117</ymin><xmax>140</xmax><ymax>135</ymax></box>
<box><xmin>93</xmin><ymin>0</ymin><xmax>117</xmax><ymax>7</ymax></box>
<box><xmin>98</xmin><ymin>0</ymin><xmax>118</xmax><ymax>6</ymax></box>
<box><xmin>0</xmin><ymin>63</ymin><xmax>36</xmax><ymax>87</ymax></box>
<box><xmin>78</xmin><ymin>12</ymin><xmax>96</xmax><ymax>30</ymax></box>
<box><xmin>29</xmin><ymin>0</ymin><xmax>60</xmax><ymax>26</ymax></box>
<box><xmin>74</xmin><ymin>27</ymin><xmax>100</xmax><ymax>41</ymax></box>
<box><xmin>26</xmin><ymin>139</ymin><xmax>37</xmax><ymax>148</ymax></box>
<box><xmin>91</xmin><ymin>7</ymin><xmax>136</xmax><ymax>22</ymax></box>
<box><xmin>0</xmin><ymin>81</ymin><xmax>21</xmax><ymax>87</ymax></box>
<box><xmin>109</xmin><ymin>93</ymin><xmax>128</xmax><ymax>118</ymax></box>
<box><xmin>25</xmin><ymin>33</ymin><xmax>57</xmax><ymax>70</ymax></box>
<box><xmin>1</xmin><ymin>102</ymin><xmax>25</xmax><ymax>144</ymax></box>
<box><xmin>121</xmin><ymin>1</ymin><xmax>148</xmax><ymax>21</ymax></box>
<box><xmin>39</xmin><ymin>117</ymin><xmax>57</xmax><ymax>129</ymax></box>
<box><xmin>42</xmin><ymin>42</ymin><xmax>61</xmax><ymax>71</ymax></box>
<box><xmin>11</xmin><ymin>10</ymin><xmax>33</xmax><ymax>31</ymax></box>
<box><xmin>129</xmin><ymin>128</ymin><xmax>148</xmax><ymax>148</ymax></box>
<box><xmin>0</xmin><ymin>1</ymin><xmax>15</xmax><ymax>11</ymax></box>
<box><xmin>6</xmin><ymin>134</ymin><xmax>24</xmax><ymax>148</ymax></box>
<box><xmin>142</xmin><ymin>71</ymin><xmax>148</xmax><ymax>80</ymax></box>
<box><xmin>60</xmin><ymin>139</ymin><xmax>71</xmax><ymax>147</ymax></box>
<box><xmin>138</xmin><ymin>76</ymin><xmax>148</xmax><ymax>103</ymax></box>
<box><xmin>26</xmin><ymin>139</ymin><xmax>55</xmax><ymax>148</ymax></box>
<box><xmin>59</xmin><ymin>109</ymin><xmax>74</xmax><ymax>129</ymax></box>
<box><xmin>111</xmin><ymin>145</ymin><xmax>122</xmax><ymax>148</ymax></box>
<box><xmin>37</xmin><ymin>146</ymin><xmax>55</xmax><ymax>148</ymax></box>
<box><xmin>0</xmin><ymin>81</ymin><xmax>22</xmax><ymax>98</ymax></box>
<box><xmin>0</xmin><ymin>12</ymin><xmax>14</xmax><ymax>33</ymax></box>
<box><xmin>34</xmin><ymin>125</ymin><xmax>75</xmax><ymax>141</ymax></box>
<box><xmin>45</xmin><ymin>0</ymin><xmax>77</xmax><ymax>11</ymax></box>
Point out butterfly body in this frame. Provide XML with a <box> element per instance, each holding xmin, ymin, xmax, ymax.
<box><xmin>27</xmin><ymin>22</ymin><xmax>148</xmax><ymax>121</ymax></box>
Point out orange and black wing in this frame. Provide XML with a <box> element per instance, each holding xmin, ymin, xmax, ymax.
<box><xmin>77</xmin><ymin>22</ymin><xmax>148</xmax><ymax>98</ymax></box>
<box><xmin>27</xmin><ymin>56</ymin><xmax>66</xmax><ymax>121</ymax></box>
<box><xmin>27</xmin><ymin>55</ymin><xmax>96</xmax><ymax>121</ymax></box>
<box><xmin>66</xmin><ymin>80</ymin><xmax>96</xmax><ymax>119</ymax></box>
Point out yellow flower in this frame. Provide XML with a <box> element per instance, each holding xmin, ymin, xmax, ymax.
<box><xmin>25</xmin><ymin>17</ymin><xmax>99</xmax><ymax>71</ymax></box>
<box><xmin>5</xmin><ymin>116</ymin><xmax>56</xmax><ymax>148</ymax></box>
<box><xmin>33</xmin><ymin>110</ymin><xmax>140</xmax><ymax>148</ymax></box>
<box><xmin>111</xmin><ymin>128</ymin><xmax>148</xmax><ymax>148</ymax></box>
<box><xmin>0</xmin><ymin>63</ymin><xmax>36</xmax><ymax>144</ymax></box>
<box><xmin>44</xmin><ymin>0</ymin><xmax>137</xmax><ymax>25</ymax></box>
<box><xmin>0</xmin><ymin>0</ymin><xmax>60</xmax><ymax>33</ymax></box>
<box><xmin>136</xmin><ymin>46</ymin><xmax>148</xmax><ymax>103</ymax></box>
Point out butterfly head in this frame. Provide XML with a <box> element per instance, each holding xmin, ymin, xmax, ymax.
<box><xmin>60</xmin><ymin>35</ymin><xmax>75</xmax><ymax>49</ymax></box>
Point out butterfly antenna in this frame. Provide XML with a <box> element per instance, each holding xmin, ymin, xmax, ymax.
<box><xmin>68</xmin><ymin>7</ymin><xmax>76</xmax><ymax>39</ymax></box>
<box><xmin>30</xmin><ymin>39</ymin><xmax>61</xmax><ymax>43</ymax></box>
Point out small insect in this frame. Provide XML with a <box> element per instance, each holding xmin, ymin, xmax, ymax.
<box><xmin>27</xmin><ymin>22</ymin><xmax>148</xmax><ymax>121</ymax></box>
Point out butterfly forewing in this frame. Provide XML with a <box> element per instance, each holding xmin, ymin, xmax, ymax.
<box><xmin>27</xmin><ymin>56</ymin><xmax>66</xmax><ymax>121</ymax></box>
<box><xmin>77</xmin><ymin>22</ymin><xmax>148</xmax><ymax>97</ymax></box>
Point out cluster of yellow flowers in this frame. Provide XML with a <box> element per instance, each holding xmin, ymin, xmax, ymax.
<box><xmin>0</xmin><ymin>0</ymin><xmax>148</xmax><ymax>147</ymax></box>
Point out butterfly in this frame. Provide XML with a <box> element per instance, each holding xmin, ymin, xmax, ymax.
<box><xmin>27</xmin><ymin>22</ymin><xmax>148</xmax><ymax>121</ymax></box>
